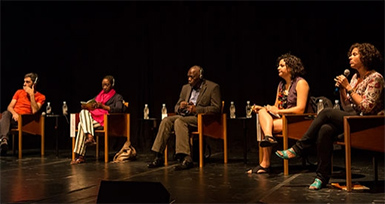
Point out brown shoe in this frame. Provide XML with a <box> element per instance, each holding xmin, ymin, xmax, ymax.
<box><xmin>70</xmin><ymin>156</ymin><xmax>85</xmax><ymax>165</ymax></box>
<box><xmin>85</xmin><ymin>136</ymin><xmax>96</xmax><ymax>146</ymax></box>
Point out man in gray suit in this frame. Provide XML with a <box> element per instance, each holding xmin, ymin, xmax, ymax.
<box><xmin>148</xmin><ymin>65</ymin><xmax>221</xmax><ymax>170</ymax></box>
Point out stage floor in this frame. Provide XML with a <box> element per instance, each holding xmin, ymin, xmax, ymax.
<box><xmin>1</xmin><ymin>145</ymin><xmax>384</xmax><ymax>203</ymax></box>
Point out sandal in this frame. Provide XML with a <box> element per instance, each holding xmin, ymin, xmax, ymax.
<box><xmin>70</xmin><ymin>156</ymin><xmax>85</xmax><ymax>165</ymax></box>
<box><xmin>260</xmin><ymin>135</ymin><xmax>278</xmax><ymax>147</ymax></box>
<box><xmin>246</xmin><ymin>165</ymin><xmax>270</xmax><ymax>174</ymax></box>
<box><xmin>85</xmin><ymin>136</ymin><xmax>96</xmax><ymax>146</ymax></box>
<box><xmin>309</xmin><ymin>178</ymin><xmax>323</xmax><ymax>190</ymax></box>
<box><xmin>275</xmin><ymin>148</ymin><xmax>297</xmax><ymax>159</ymax></box>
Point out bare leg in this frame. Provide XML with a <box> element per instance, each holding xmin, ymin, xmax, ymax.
<box><xmin>258</xmin><ymin>108</ymin><xmax>273</xmax><ymax>137</ymax></box>
<box><xmin>260</xmin><ymin>146</ymin><xmax>272</xmax><ymax>168</ymax></box>
<box><xmin>252</xmin><ymin>109</ymin><xmax>283</xmax><ymax>173</ymax></box>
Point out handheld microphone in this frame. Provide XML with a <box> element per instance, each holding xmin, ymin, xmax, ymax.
<box><xmin>334</xmin><ymin>69</ymin><xmax>350</xmax><ymax>93</ymax></box>
<box><xmin>33</xmin><ymin>77</ymin><xmax>38</xmax><ymax>89</ymax></box>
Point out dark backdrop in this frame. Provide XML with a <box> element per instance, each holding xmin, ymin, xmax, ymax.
<box><xmin>1</xmin><ymin>1</ymin><xmax>384</xmax><ymax>150</ymax></box>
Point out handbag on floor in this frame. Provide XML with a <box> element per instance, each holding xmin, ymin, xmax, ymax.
<box><xmin>112</xmin><ymin>140</ymin><xmax>137</xmax><ymax>163</ymax></box>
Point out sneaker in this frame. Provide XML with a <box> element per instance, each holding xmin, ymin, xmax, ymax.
<box><xmin>1</xmin><ymin>138</ymin><xmax>8</xmax><ymax>155</ymax></box>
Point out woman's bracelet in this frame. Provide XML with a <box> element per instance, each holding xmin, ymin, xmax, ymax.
<box><xmin>347</xmin><ymin>89</ymin><xmax>354</xmax><ymax>95</ymax></box>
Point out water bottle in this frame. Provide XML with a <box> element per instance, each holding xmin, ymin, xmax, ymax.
<box><xmin>161</xmin><ymin>104</ymin><xmax>167</xmax><ymax>120</ymax></box>
<box><xmin>333</xmin><ymin>99</ymin><xmax>340</xmax><ymax>110</ymax></box>
<box><xmin>46</xmin><ymin>102</ymin><xmax>52</xmax><ymax>115</ymax></box>
<box><xmin>62</xmin><ymin>101</ymin><xmax>68</xmax><ymax>115</ymax></box>
<box><xmin>245</xmin><ymin>101</ymin><xmax>252</xmax><ymax>118</ymax></box>
<box><xmin>143</xmin><ymin>104</ymin><xmax>149</xmax><ymax>119</ymax></box>
<box><xmin>230</xmin><ymin>101</ymin><xmax>236</xmax><ymax>119</ymax></box>
<box><xmin>316</xmin><ymin>99</ymin><xmax>324</xmax><ymax>115</ymax></box>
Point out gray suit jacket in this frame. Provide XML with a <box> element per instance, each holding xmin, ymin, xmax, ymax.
<box><xmin>174</xmin><ymin>79</ymin><xmax>221</xmax><ymax>115</ymax></box>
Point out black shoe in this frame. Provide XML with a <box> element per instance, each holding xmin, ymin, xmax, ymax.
<box><xmin>259</xmin><ymin>135</ymin><xmax>278</xmax><ymax>147</ymax></box>
<box><xmin>147</xmin><ymin>157</ymin><xmax>164</xmax><ymax>168</ymax></box>
<box><xmin>175</xmin><ymin>156</ymin><xmax>193</xmax><ymax>171</ymax></box>
<box><xmin>0</xmin><ymin>138</ymin><xmax>8</xmax><ymax>155</ymax></box>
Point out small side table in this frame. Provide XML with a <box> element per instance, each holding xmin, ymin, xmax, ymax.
<box><xmin>45</xmin><ymin>114</ymin><xmax>61</xmax><ymax>157</ymax></box>
<box><xmin>228</xmin><ymin>116</ymin><xmax>255</xmax><ymax>164</ymax></box>
<box><xmin>137</xmin><ymin>118</ymin><xmax>159</xmax><ymax>152</ymax></box>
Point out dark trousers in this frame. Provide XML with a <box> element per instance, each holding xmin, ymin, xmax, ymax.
<box><xmin>292</xmin><ymin>108</ymin><xmax>357</xmax><ymax>183</ymax></box>
<box><xmin>0</xmin><ymin>111</ymin><xmax>17</xmax><ymax>140</ymax></box>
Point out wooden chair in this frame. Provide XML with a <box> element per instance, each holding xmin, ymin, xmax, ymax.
<box><xmin>164</xmin><ymin>101</ymin><xmax>228</xmax><ymax>167</ymax></box>
<box><xmin>257</xmin><ymin>98</ymin><xmax>316</xmax><ymax>175</ymax></box>
<box><xmin>10</xmin><ymin>113</ymin><xmax>45</xmax><ymax>159</ymax></box>
<box><xmin>340</xmin><ymin>115</ymin><xmax>385</xmax><ymax>191</ymax></box>
<box><xmin>258</xmin><ymin>112</ymin><xmax>385</xmax><ymax>189</ymax></box>
<box><xmin>257</xmin><ymin>113</ymin><xmax>316</xmax><ymax>175</ymax></box>
<box><xmin>71</xmin><ymin>103</ymin><xmax>130</xmax><ymax>163</ymax></box>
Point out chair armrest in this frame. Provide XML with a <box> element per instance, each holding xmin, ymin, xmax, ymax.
<box><xmin>19</xmin><ymin>114</ymin><xmax>44</xmax><ymax>125</ymax></box>
<box><xmin>281</xmin><ymin>113</ymin><xmax>316</xmax><ymax>140</ymax></box>
<box><xmin>282</xmin><ymin>113</ymin><xmax>316</xmax><ymax>122</ymax></box>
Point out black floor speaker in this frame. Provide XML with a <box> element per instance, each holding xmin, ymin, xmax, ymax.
<box><xmin>97</xmin><ymin>180</ymin><xmax>170</xmax><ymax>203</ymax></box>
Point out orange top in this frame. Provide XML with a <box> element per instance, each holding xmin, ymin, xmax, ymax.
<box><xmin>12</xmin><ymin>89</ymin><xmax>46</xmax><ymax>114</ymax></box>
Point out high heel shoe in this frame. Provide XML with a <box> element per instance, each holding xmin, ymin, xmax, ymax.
<box><xmin>275</xmin><ymin>148</ymin><xmax>297</xmax><ymax>159</ymax></box>
<box><xmin>309</xmin><ymin>178</ymin><xmax>323</xmax><ymax>190</ymax></box>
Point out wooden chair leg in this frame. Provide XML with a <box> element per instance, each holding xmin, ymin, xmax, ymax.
<box><xmin>345</xmin><ymin>139</ymin><xmax>352</xmax><ymax>191</ymax></box>
<box><xmin>12</xmin><ymin>133</ymin><xmax>16</xmax><ymax>156</ymax></box>
<box><xmin>373</xmin><ymin>155</ymin><xmax>378</xmax><ymax>183</ymax></box>
<box><xmin>283</xmin><ymin>132</ymin><xmax>289</xmax><ymax>176</ymax></box>
<box><xmin>223</xmin><ymin>115</ymin><xmax>228</xmax><ymax>164</ymax></box>
<box><xmin>41</xmin><ymin>130</ymin><xmax>45</xmax><ymax>157</ymax></box>
<box><xmin>258</xmin><ymin>145</ymin><xmax>263</xmax><ymax>163</ymax></box>
<box><xmin>18</xmin><ymin>130</ymin><xmax>22</xmax><ymax>159</ymax></box>
<box><xmin>199</xmin><ymin>133</ymin><xmax>204</xmax><ymax>168</ymax></box>
<box><xmin>96</xmin><ymin>135</ymin><xmax>99</xmax><ymax>161</ymax></box>
<box><xmin>104</xmin><ymin>133</ymin><xmax>109</xmax><ymax>163</ymax></box>
<box><xmin>223</xmin><ymin>133</ymin><xmax>228</xmax><ymax>164</ymax></box>
<box><xmin>164</xmin><ymin>146</ymin><xmax>168</xmax><ymax>166</ymax></box>
<box><xmin>72</xmin><ymin>137</ymin><xmax>75</xmax><ymax>161</ymax></box>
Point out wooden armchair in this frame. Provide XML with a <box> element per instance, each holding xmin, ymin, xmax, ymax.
<box><xmin>193</xmin><ymin>111</ymin><xmax>228</xmax><ymax>167</ymax></box>
<box><xmin>340</xmin><ymin>115</ymin><xmax>385</xmax><ymax>191</ymax></box>
<box><xmin>10</xmin><ymin>113</ymin><xmax>45</xmax><ymax>159</ymax></box>
<box><xmin>257</xmin><ymin>113</ymin><xmax>316</xmax><ymax>175</ymax></box>
<box><xmin>71</xmin><ymin>102</ymin><xmax>130</xmax><ymax>163</ymax></box>
<box><xmin>164</xmin><ymin>101</ymin><xmax>228</xmax><ymax>167</ymax></box>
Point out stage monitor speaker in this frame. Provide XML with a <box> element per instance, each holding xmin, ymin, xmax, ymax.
<box><xmin>97</xmin><ymin>180</ymin><xmax>170</xmax><ymax>203</ymax></box>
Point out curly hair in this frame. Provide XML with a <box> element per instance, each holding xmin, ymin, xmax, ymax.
<box><xmin>277</xmin><ymin>53</ymin><xmax>306</xmax><ymax>80</ymax></box>
<box><xmin>348</xmin><ymin>43</ymin><xmax>383</xmax><ymax>71</ymax></box>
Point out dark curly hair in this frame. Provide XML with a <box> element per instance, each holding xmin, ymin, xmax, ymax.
<box><xmin>348</xmin><ymin>43</ymin><xmax>383</xmax><ymax>71</ymax></box>
<box><xmin>277</xmin><ymin>53</ymin><xmax>306</xmax><ymax>80</ymax></box>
